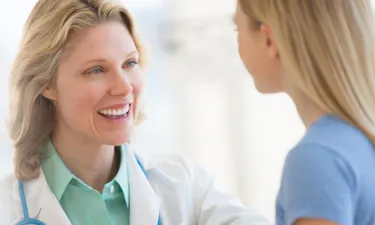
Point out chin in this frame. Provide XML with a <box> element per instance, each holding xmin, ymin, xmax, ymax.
<box><xmin>256</xmin><ymin>87</ymin><xmax>279</xmax><ymax>94</ymax></box>
<box><xmin>101</xmin><ymin>131</ymin><xmax>132</xmax><ymax>146</ymax></box>
<box><xmin>254</xmin><ymin>82</ymin><xmax>282</xmax><ymax>94</ymax></box>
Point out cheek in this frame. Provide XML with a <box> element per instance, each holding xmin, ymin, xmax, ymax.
<box><xmin>130</xmin><ymin>71</ymin><xmax>146</xmax><ymax>113</ymax></box>
<box><xmin>56</xmin><ymin>83</ymin><xmax>105</xmax><ymax>121</ymax></box>
<box><xmin>130</xmin><ymin>70</ymin><xmax>145</xmax><ymax>95</ymax></box>
<box><xmin>238</xmin><ymin>32</ymin><xmax>258</xmax><ymax>73</ymax></box>
<box><xmin>237</xmin><ymin>34</ymin><xmax>284</xmax><ymax>93</ymax></box>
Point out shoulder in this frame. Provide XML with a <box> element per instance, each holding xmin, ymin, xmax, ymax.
<box><xmin>301</xmin><ymin>115</ymin><xmax>374</xmax><ymax>158</ymax></box>
<box><xmin>0</xmin><ymin>173</ymin><xmax>16</xmax><ymax>201</ymax></box>
<box><xmin>133</xmin><ymin>151</ymin><xmax>271</xmax><ymax>224</ymax></box>
<box><xmin>278</xmin><ymin>131</ymin><xmax>362</xmax><ymax>224</ymax></box>
<box><xmin>0</xmin><ymin>172</ymin><xmax>14</xmax><ymax>189</ymax></box>
<box><xmin>288</xmin><ymin>115</ymin><xmax>375</xmax><ymax>185</ymax></box>
<box><xmin>292</xmin><ymin>114</ymin><xmax>375</xmax><ymax>183</ymax></box>
<box><xmin>138</xmin><ymin>154</ymin><xmax>214</xmax><ymax>215</ymax></box>
<box><xmin>0</xmin><ymin>173</ymin><xmax>17</xmax><ymax>223</ymax></box>
<box><xmin>140</xmin><ymin>153</ymin><xmax>214</xmax><ymax>184</ymax></box>
<box><xmin>284</xmin><ymin>142</ymin><xmax>358</xmax><ymax>191</ymax></box>
<box><xmin>279</xmin><ymin>144</ymin><xmax>358</xmax><ymax>225</ymax></box>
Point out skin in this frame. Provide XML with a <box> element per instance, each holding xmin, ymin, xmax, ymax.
<box><xmin>234</xmin><ymin>2</ymin><xmax>334</xmax><ymax>225</ymax></box>
<box><xmin>42</xmin><ymin>21</ymin><xmax>144</xmax><ymax>192</ymax></box>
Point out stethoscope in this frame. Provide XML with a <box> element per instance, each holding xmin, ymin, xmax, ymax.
<box><xmin>16</xmin><ymin>155</ymin><xmax>162</xmax><ymax>225</ymax></box>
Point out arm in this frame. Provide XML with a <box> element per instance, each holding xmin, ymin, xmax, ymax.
<box><xmin>294</xmin><ymin>219</ymin><xmax>337</xmax><ymax>225</ymax></box>
<box><xmin>190</xmin><ymin>164</ymin><xmax>270</xmax><ymax>225</ymax></box>
<box><xmin>280</xmin><ymin>144</ymin><xmax>357</xmax><ymax>225</ymax></box>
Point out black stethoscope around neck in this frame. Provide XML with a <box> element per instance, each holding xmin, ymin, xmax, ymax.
<box><xmin>16</xmin><ymin>155</ymin><xmax>162</xmax><ymax>225</ymax></box>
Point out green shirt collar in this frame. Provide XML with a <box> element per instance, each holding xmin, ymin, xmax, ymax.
<box><xmin>41</xmin><ymin>139</ymin><xmax>130</xmax><ymax>205</ymax></box>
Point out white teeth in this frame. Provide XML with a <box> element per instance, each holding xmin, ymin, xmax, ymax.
<box><xmin>98</xmin><ymin>105</ymin><xmax>130</xmax><ymax>116</ymax></box>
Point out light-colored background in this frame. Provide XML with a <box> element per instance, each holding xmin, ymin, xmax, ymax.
<box><xmin>0</xmin><ymin>0</ymin><xmax>305</xmax><ymax>222</ymax></box>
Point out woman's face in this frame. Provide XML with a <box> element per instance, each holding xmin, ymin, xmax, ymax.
<box><xmin>234</xmin><ymin>1</ymin><xmax>285</xmax><ymax>93</ymax></box>
<box><xmin>43</xmin><ymin>21</ymin><xmax>144</xmax><ymax>145</ymax></box>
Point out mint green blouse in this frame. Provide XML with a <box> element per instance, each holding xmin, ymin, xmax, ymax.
<box><xmin>41</xmin><ymin>140</ymin><xmax>130</xmax><ymax>225</ymax></box>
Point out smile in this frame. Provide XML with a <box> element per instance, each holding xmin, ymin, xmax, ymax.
<box><xmin>97</xmin><ymin>104</ymin><xmax>131</xmax><ymax>119</ymax></box>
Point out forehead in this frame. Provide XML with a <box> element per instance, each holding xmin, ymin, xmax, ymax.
<box><xmin>61</xmin><ymin>21</ymin><xmax>137</xmax><ymax>63</ymax></box>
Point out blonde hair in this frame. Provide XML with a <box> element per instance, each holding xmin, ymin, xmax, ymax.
<box><xmin>9</xmin><ymin>0</ymin><xmax>146</xmax><ymax>181</ymax></box>
<box><xmin>239</xmin><ymin>0</ymin><xmax>375</xmax><ymax>143</ymax></box>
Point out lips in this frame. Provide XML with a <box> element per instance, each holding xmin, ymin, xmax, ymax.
<box><xmin>97</xmin><ymin>104</ymin><xmax>131</xmax><ymax>119</ymax></box>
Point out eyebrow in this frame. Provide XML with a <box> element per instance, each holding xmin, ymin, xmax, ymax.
<box><xmin>82</xmin><ymin>50</ymin><xmax>139</xmax><ymax>65</ymax></box>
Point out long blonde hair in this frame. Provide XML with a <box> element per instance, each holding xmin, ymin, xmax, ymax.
<box><xmin>8</xmin><ymin>0</ymin><xmax>146</xmax><ymax>181</ymax></box>
<box><xmin>239</xmin><ymin>0</ymin><xmax>375</xmax><ymax>143</ymax></box>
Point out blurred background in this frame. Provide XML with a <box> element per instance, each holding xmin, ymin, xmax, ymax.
<box><xmin>0</xmin><ymin>0</ymin><xmax>305</xmax><ymax>222</ymax></box>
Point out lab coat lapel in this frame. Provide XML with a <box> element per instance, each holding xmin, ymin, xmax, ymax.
<box><xmin>12</xmin><ymin>171</ymin><xmax>71</xmax><ymax>225</ymax></box>
<box><xmin>126</xmin><ymin>147</ymin><xmax>160</xmax><ymax>225</ymax></box>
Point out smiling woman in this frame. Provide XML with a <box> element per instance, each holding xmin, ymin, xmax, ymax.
<box><xmin>42</xmin><ymin>21</ymin><xmax>144</xmax><ymax>150</ymax></box>
<box><xmin>0</xmin><ymin>0</ymin><xmax>270</xmax><ymax>225</ymax></box>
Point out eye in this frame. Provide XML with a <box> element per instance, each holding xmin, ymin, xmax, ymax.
<box><xmin>124</xmin><ymin>59</ymin><xmax>139</xmax><ymax>68</ymax></box>
<box><xmin>86</xmin><ymin>66</ymin><xmax>104</xmax><ymax>75</ymax></box>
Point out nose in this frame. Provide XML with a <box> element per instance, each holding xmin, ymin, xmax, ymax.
<box><xmin>109</xmin><ymin>69</ymin><xmax>133</xmax><ymax>96</ymax></box>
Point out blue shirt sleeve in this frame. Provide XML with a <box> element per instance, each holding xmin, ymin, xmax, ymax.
<box><xmin>280</xmin><ymin>144</ymin><xmax>357</xmax><ymax>225</ymax></box>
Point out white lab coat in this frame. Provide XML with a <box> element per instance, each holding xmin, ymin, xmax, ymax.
<box><xmin>0</xmin><ymin>147</ymin><xmax>270</xmax><ymax>225</ymax></box>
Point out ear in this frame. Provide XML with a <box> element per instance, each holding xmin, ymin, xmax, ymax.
<box><xmin>260</xmin><ymin>24</ymin><xmax>279</xmax><ymax>59</ymax></box>
<box><xmin>41</xmin><ymin>86</ymin><xmax>57</xmax><ymax>101</ymax></box>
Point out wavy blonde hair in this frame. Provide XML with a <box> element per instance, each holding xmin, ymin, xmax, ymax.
<box><xmin>8</xmin><ymin>0</ymin><xmax>146</xmax><ymax>181</ymax></box>
<box><xmin>239</xmin><ymin>0</ymin><xmax>375</xmax><ymax>142</ymax></box>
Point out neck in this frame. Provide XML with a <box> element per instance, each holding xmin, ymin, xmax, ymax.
<box><xmin>288</xmin><ymin>89</ymin><xmax>326</xmax><ymax>128</ymax></box>
<box><xmin>51</xmin><ymin>121</ymin><xmax>119</xmax><ymax>193</ymax></box>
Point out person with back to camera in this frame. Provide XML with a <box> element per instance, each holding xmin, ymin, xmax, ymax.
<box><xmin>0</xmin><ymin>0</ymin><xmax>270</xmax><ymax>225</ymax></box>
<box><xmin>233</xmin><ymin>0</ymin><xmax>375</xmax><ymax>225</ymax></box>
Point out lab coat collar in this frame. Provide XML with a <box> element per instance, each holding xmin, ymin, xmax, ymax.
<box><xmin>11</xmin><ymin>170</ymin><xmax>71</xmax><ymax>225</ymax></box>
<box><xmin>126</xmin><ymin>144</ymin><xmax>161</xmax><ymax>225</ymax></box>
<box><xmin>11</xmin><ymin>145</ymin><xmax>160</xmax><ymax>225</ymax></box>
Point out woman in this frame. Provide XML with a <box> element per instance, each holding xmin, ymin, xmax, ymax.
<box><xmin>0</xmin><ymin>0</ymin><xmax>270</xmax><ymax>224</ymax></box>
<box><xmin>234</xmin><ymin>0</ymin><xmax>375</xmax><ymax>225</ymax></box>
